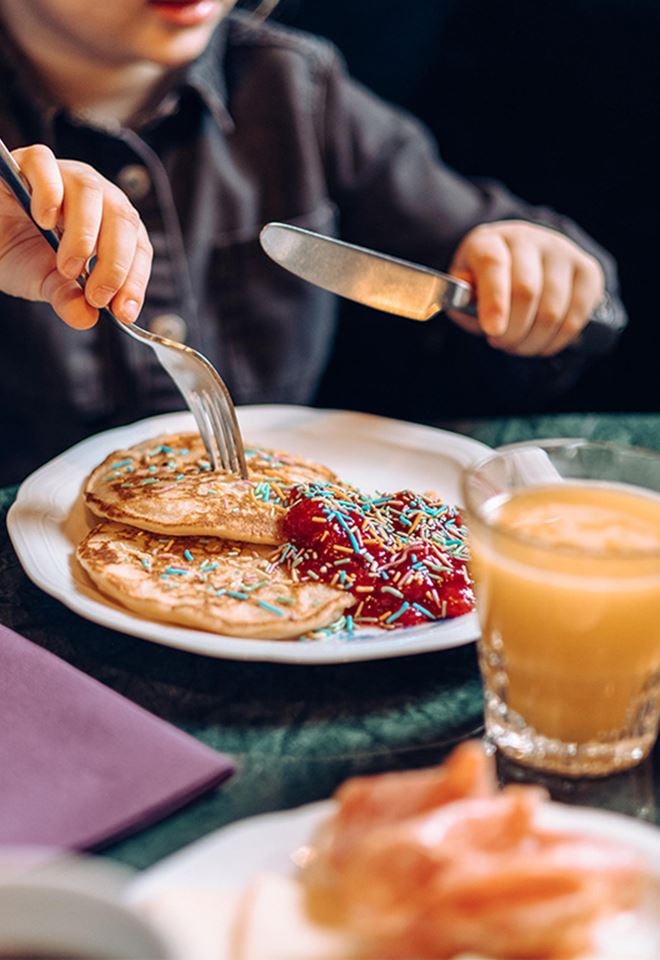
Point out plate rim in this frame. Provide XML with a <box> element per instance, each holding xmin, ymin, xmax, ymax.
<box><xmin>128</xmin><ymin>796</ymin><xmax>660</xmax><ymax>898</ymax></box>
<box><xmin>7</xmin><ymin>405</ymin><xmax>490</xmax><ymax>664</ymax></box>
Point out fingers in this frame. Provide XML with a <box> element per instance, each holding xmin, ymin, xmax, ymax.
<box><xmin>486</xmin><ymin>239</ymin><xmax>543</xmax><ymax>351</ymax></box>
<box><xmin>453</xmin><ymin>230</ymin><xmax>512</xmax><ymax>337</ymax></box>
<box><xmin>0</xmin><ymin>148</ymin><xmax>151</xmax><ymax>327</ymax></box>
<box><xmin>450</xmin><ymin>222</ymin><xmax>606</xmax><ymax>356</ymax></box>
<box><xmin>504</xmin><ymin>254</ymin><xmax>573</xmax><ymax>356</ymax></box>
<box><xmin>538</xmin><ymin>259</ymin><xmax>604</xmax><ymax>356</ymax></box>
<box><xmin>110</xmin><ymin>223</ymin><xmax>153</xmax><ymax>323</ymax></box>
<box><xmin>41</xmin><ymin>267</ymin><xmax>99</xmax><ymax>330</ymax></box>
<box><xmin>56</xmin><ymin>165</ymin><xmax>105</xmax><ymax>282</ymax></box>
<box><xmin>84</xmin><ymin>195</ymin><xmax>140</xmax><ymax>312</ymax></box>
<box><xmin>55</xmin><ymin>162</ymin><xmax>150</xmax><ymax>323</ymax></box>
<box><xmin>18</xmin><ymin>157</ymin><xmax>152</xmax><ymax>327</ymax></box>
<box><xmin>13</xmin><ymin>144</ymin><xmax>64</xmax><ymax>230</ymax></box>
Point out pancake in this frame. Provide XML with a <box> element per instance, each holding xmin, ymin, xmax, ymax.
<box><xmin>77</xmin><ymin>521</ymin><xmax>353</xmax><ymax>640</ymax></box>
<box><xmin>84</xmin><ymin>433</ymin><xmax>338</xmax><ymax>544</ymax></box>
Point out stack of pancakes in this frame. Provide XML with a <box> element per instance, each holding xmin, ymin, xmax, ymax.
<box><xmin>77</xmin><ymin>433</ymin><xmax>353</xmax><ymax>640</ymax></box>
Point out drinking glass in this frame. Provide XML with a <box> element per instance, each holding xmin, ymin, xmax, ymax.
<box><xmin>462</xmin><ymin>439</ymin><xmax>660</xmax><ymax>777</ymax></box>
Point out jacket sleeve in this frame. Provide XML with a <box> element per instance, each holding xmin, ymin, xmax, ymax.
<box><xmin>318</xmin><ymin>45</ymin><xmax>626</xmax><ymax>415</ymax></box>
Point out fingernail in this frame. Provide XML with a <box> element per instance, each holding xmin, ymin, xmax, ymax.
<box><xmin>86</xmin><ymin>286</ymin><xmax>114</xmax><ymax>308</ymax></box>
<box><xmin>63</xmin><ymin>257</ymin><xmax>85</xmax><ymax>280</ymax></box>
<box><xmin>120</xmin><ymin>299</ymin><xmax>140</xmax><ymax>322</ymax></box>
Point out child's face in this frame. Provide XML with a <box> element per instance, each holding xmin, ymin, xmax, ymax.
<box><xmin>2</xmin><ymin>0</ymin><xmax>238</xmax><ymax>66</ymax></box>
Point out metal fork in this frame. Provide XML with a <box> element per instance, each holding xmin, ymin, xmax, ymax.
<box><xmin>0</xmin><ymin>139</ymin><xmax>248</xmax><ymax>478</ymax></box>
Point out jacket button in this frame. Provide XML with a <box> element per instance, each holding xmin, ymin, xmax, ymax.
<box><xmin>149</xmin><ymin>313</ymin><xmax>188</xmax><ymax>342</ymax></box>
<box><xmin>117</xmin><ymin>164</ymin><xmax>151</xmax><ymax>201</ymax></box>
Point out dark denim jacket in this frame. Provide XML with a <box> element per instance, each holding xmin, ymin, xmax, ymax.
<box><xmin>0</xmin><ymin>14</ymin><xmax>625</xmax><ymax>483</ymax></box>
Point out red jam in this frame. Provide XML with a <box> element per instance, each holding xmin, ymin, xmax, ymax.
<box><xmin>281</xmin><ymin>483</ymin><xmax>474</xmax><ymax>630</ymax></box>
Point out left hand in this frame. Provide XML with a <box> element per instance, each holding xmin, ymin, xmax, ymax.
<box><xmin>448</xmin><ymin>220</ymin><xmax>605</xmax><ymax>356</ymax></box>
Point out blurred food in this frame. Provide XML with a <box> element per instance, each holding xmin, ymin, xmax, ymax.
<box><xmin>292</xmin><ymin>743</ymin><xmax>646</xmax><ymax>959</ymax></box>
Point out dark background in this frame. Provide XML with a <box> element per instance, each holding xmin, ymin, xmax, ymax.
<box><xmin>272</xmin><ymin>0</ymin><xmax>659</xmax><ymax>416</ymax></box>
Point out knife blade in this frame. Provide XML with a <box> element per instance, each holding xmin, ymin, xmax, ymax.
<box><xmin>259</xmin><ymin>222</ymin><xmax>473</xmax><ymax>321</ymax></box>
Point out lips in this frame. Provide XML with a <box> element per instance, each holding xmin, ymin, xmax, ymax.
<box><xmin>147</xmin><ymin>0</ymin><xmax>220</xmax><ymax>28</ymax></box>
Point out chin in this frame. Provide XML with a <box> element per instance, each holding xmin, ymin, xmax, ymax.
<box><xmin>133</xmin><ymin>21</ymin><xmax>221</xmax><ymax>66</ymax></box>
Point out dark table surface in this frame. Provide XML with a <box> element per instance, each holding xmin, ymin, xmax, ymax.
<box><xmin>1</xmin><ymin>411</ymin><xmax>658</xmax><ymax>872</ymax></box>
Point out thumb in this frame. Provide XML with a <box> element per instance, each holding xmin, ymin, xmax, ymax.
<box><xmin>41</xmin><ymin>268</ymin><xmax>99</xmax><ymax>330</ymax></box>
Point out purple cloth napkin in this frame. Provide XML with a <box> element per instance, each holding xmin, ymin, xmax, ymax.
<box><xmin>0</xmin><ymin>624</ymin><xmax>235</xmax><ymax>850</ymax></box>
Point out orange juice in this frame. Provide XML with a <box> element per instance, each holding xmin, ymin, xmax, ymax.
<box><xmin>470</xmin><ymin>483</ymin><xmax>660</xmax><ymax>746</ymax></box>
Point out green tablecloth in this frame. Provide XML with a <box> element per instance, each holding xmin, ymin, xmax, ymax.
<box><xmin>1</xmin><ymin>413</ymin><xmax>658</xmax><ymax>871</ymax></box>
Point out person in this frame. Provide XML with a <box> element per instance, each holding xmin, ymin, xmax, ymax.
<box><xmin>0</xmin><ymin>0</ymin><xmax>626</xmax><ymax>484</ymax></box>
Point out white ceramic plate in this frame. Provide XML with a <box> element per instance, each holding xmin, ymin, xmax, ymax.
<box><xmin>129</xmin><ymin>800</ymin><xmax>660</xmax><ymax>960</ymax></box>
<box><xmin>7</xmin><ymin>405</ymin><xmax>489</xmax><ymax>664</ymax></box>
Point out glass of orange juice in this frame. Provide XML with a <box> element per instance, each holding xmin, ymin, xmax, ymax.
<box><xmin>462</xmin><ymin>439</ymin><xmax>660</xmax><ymax>777</ymax></box>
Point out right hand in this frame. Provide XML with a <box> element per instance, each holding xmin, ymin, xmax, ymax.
<box><xmin>0</xmin><ymin>144</ymin><xmax>152</xmax><ymax>329</ymax></box>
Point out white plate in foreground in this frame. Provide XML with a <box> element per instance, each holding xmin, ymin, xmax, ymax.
<box><xmin>129</xmin><ymin>800</ymin><xmax>660</xmax><ymax>960</ymax></box>
<box><xmin>7</xmin><ymin>405</ymin><xmax>489</xmax><ymax>664</ymax></box>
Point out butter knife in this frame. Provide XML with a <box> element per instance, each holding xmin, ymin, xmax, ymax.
<box><xmin>259</xmin><ymin>222</ymin><xmax>624</xmax><ymax>345</ymax></box>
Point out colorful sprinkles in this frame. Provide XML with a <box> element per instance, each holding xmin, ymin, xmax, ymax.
<box><xmin>128</xmin><ymin>479</ymin><xmax>473</xmax><ymax>635</ymax></box>
<box><xmin>98</xmin><ymin>436</ymin><xmax>313</xmax><ymax>513</ymax></box>
<box><xmin>103</xmin><ymin>436</ymin><xmax>474</xmax><ymax>639</ymax></box>
<box><xmin>276</xmin><ymin>482</ymin><xmax>474</xmax><ymax>630</ymax></box>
